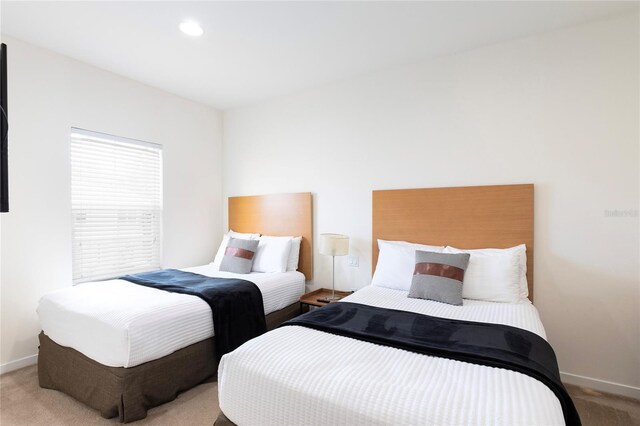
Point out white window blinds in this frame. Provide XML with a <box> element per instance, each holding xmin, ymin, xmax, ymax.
<box><xmin>71</xmin><ymin>128</ymin><xmax>162</xmax><ymax>283</ymax></box>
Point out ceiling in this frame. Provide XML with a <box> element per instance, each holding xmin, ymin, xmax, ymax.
<box><xmin>1</xmin><ymin>1</ymin><xmax>637</xmax><ymax>110</ymax></box>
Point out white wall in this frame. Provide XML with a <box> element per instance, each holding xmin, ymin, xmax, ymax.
<box><xmin>223</xmin><ymin>15</ymin><xmax>640</xmax><ymax>396</ymax></box>
<box><xmin>0</xmin><ymin>36</ymin><xmax>223</xmax><ymax>370</ymax></box>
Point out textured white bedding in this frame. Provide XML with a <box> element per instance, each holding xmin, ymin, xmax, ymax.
<box><xmin>37</xmin><ymin>264</ymin><xmax>305</xmax><ymax>368</ymax></box>
<box><xmin>218</xmin><ymin>286</ymin><xmax>564</xmax><ymax>425</ymax></box>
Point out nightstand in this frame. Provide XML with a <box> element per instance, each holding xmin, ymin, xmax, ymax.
<box><xmin>300</xmin><ymin>288</ymin><xmax>353</xmax><ymax>313</ymax></box>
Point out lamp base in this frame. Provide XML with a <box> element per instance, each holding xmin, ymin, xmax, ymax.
<box><xmin>326</xmin><ymin>294</ymin><xmax>342</xmax><ymax>301</ymax></box>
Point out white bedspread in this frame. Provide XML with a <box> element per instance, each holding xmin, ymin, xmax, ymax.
<box><xmin>218</xmin><ymin>286</ymin><xmax>564</xmax><ymax>425</ymax></box>
<box><xmin>37</xmin><ymin>264</ymin><xmax>305</xmax><ymax>368</ymax></box>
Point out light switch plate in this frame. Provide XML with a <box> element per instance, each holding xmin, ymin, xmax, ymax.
<box><xmin>347</xmin><ymin>255</ymin><xmax>359</xmax><ymax>267</ymax></box>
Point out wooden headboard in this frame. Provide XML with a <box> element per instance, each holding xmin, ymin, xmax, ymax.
<box><xmin>228</xmin><ymin>192</ymin><xmax>313</xmax><ymax>280</ymax></box>
<box><xmin>372</xmin><ymin>184</ymin><xmax>534</xmax><ymax>300</ymax></box>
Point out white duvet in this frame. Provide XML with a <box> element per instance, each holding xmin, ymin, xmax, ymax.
<box><xmin>37</xmin><ymin>264</ymin><xmax>305</xmax><ymax>368</ymax></box>
<box><xmin>218</xmin><ymin>286</ymin><xmax>564</xmax><ymax>425</ymax></box>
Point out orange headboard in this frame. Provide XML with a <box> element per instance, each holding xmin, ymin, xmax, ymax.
<box><xmin>372</xmin><ymin>184</ymin><xmax>534</xmax><ymax>300</ymax></box>
<box><xmin>229</xmin><ymin>192</ymin><xmax>313</xmax><ymax>280</ymax></box>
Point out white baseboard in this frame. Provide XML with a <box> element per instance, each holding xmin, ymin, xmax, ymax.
<box><xmin>561</xmin><ymin>371</ymin><xmax>640</xmax><ymax>399</ymax></box>
<box><xmin>0</xmin><ymin>354</ymin><xmax>38</xmax><ymax>375</ymax></box>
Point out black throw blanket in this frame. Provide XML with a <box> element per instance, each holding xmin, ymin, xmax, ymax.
<box><xmin>122</xmin><ymin>269</ymin><xmax>266</xmax><ymax>360</ymax></box>
<box><xmin>283</xmin><ymin>302</ymin><xmax>580</xmax><ymax>426</ymax></box>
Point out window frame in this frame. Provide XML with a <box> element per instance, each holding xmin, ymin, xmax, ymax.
<box><xmin>70</xmin><ymin>127</ymin><xmax>163</xmax><ymax>284</ymax></box>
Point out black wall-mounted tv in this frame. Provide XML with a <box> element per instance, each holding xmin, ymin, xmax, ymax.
<box><xmin>0</xmin><ymin>43</ymin><xmax>8</xmax><ymax>213</ymax></box>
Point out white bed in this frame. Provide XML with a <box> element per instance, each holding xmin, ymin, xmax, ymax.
<box><xmin>38</xmin><ymin>263</ymin><xmax>305</xmax><ymax>368</ymax></box>
<box><xmin>218</xmin><ymin>285</ymin><xmax>565</xmax><ymax>425</ymax></box>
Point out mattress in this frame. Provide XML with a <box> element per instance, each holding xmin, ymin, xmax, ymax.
<box><xmin>37</xmin><ymin>264</ymin><xmax>305</xmax><ymax>368</ymax></box>
<box><xmin>218</xmin><ymin>286</ymin><xmax>565</xmax><ymax>425</ymax></box>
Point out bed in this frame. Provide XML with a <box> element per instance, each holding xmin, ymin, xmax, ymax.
<box><xmin>37</xmin><ymin>192</ymin><xmax>313</xmax><ymax>423</ymax></box>
<box><xmin>216</xmin><ymin>185</ymin><xmax>576</xmax><ymax>425</ymax></box>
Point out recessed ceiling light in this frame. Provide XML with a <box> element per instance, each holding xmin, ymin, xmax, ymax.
<box><xmin>179</xmin><ymin>21</ymin><xmax>203</xmax><ymax>37</ymax></box>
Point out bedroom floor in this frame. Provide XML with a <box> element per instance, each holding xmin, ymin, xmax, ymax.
<box><xmin>0</xmin><ymin>366</ymin><xmax>218</xmax><ymax>425</ymax></box>
<box><xmin>1</xmin><ymin>366</ymin><xmax>638</xmax><ymax>426</ymax></box>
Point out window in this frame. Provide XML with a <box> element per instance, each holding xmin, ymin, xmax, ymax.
<box><xmin>71</xmin><ymin>128</ymin><xmax>162</xmax><ymax>283</ymax></box>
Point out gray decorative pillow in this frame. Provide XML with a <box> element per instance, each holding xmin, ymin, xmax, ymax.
<box><xmin>408</xmin><ymin>250</ymin><xmax>471</xmax><ymax>306</ymax></box>
<box><xmin>219</xmin><ymin>237</ymin><xmax>259</xmax><ymax>274</ymax></box>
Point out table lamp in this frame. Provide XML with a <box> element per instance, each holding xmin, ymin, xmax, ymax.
<box><xmin>319</xmin><ymin>233</ymin><xmax>349</xmax><ymax>300</ymax></box>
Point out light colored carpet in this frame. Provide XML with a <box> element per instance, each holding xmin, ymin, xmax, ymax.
<box><xmin>0</xmin><ymin>366</ymin><xmax>219</xmax><ymax>425</ymax></box>
<box><xmin>1</xmin><ymin>365</ymin><xmax>639</xmax><ymax>425</ymax></box>
<box><xmin>565</xmin><ymin>383</ymin><xmax>640</xmax><ymax>426</ymax></box>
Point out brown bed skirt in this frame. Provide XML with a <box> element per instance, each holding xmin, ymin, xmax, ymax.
<box><xmin>38</xmin><ymin>301</ymin><xmax>300</xmax><ymax>423</ymax></box>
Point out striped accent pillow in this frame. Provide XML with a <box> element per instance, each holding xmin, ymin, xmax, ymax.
<box><xmin>219</xmin><ymin>237</ymin><xmax>259</xmax><ymax>274</ymax></box>
<box><xmin>408</xmin><ymin>250</ymin><xmax>470</xmax><ymax>305</ymax></box>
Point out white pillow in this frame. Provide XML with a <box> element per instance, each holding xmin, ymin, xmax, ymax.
<box><xmin>371</xmin><ymin>239</ymin><xmax>445</xmax><ymax>291</ymax></box>
<box><xmin>229</xmin><ymin>230</ymin><xmax>261</xmax><ymax>240</ymax></box>
<box><xmin>287</xmin><ymin>237</ymin><xmax>302</xmax><ymax>272</ymax></box>
<box><xmin>213</xmin><ymin>230</ymin><xmax>260</xmax><ymax>265</ymax></box>
<box><xmin>449</xmin><ymin>244</ymin><xmax>528</xmax><ymax>301</ymax></box>
<box><xmin>458</xmin><ymin>244</ymin><xmax>528</xmax><ymax>300</ymax></box>
<box><xmin>252</xmin><ymin>236</ymin><xmax>293</xmax><ymax>273</ymax></box>
<box><xmin>384</xmin><ymin>240</ymin><xmax>445</xmax><ymax>252</ymax></box>
<box><xmin>444</xmin><ymin>245</ymin><xmax>525</xmax><ymax>303</ymax></box>
<box><xmin>512</xmin><ymin>245</ymin><xmax>529</xmax><ymax>300</ymax></box>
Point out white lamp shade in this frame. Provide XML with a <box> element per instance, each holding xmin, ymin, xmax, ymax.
<box><xmin>319</xmin><ymin>233</ymin><xmax>349</xmax><ymax>256</ymax></box>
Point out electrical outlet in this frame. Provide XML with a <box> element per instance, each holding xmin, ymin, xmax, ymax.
<box><xmin>347</xmin><ymin>255</ymin><xmax>359</xmax><ymax>267</ymax></box>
